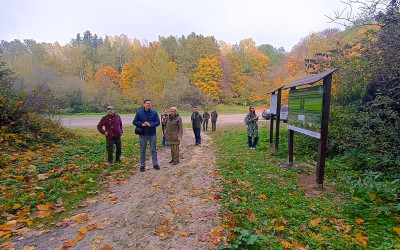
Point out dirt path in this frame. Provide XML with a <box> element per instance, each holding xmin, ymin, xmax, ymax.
<box><xmin>60</xmin><ymin>113</ymin><xmax>266</xmax><ymax>127</ymax></box>
<box><xmin>14</xmin><ymin>129</ymin><xmax>221</xmax><ymax>250</ymax></box>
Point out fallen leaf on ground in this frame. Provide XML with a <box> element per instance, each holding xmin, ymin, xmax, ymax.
<box><xmin>61</xmin><ymin>239</ymin><xmax>76</xmax><ymax>249</ymax></box>
<box><xmin>310</xmin><ymin>218</ymin><xmax>322</xmax><ymax>227</ymax></box>
<box><xmin>21</xmin><ymin>246</ymin><xmax>36</xmax><ymax>250</ymax></box>
<box><xmin>100</xmin><ymin>245</ymin><xmax>112</xmax><ymax>250</ymax></box>
<box><xmin>181</xmin><ymin>231</ymin><xmax>189</xmax><ymax>237</ymax></box>
<box><xmin>148</xmin><ymin>211</ymin><xmax>155</xmax><ymax>215</ymax></box>
<box><xmin>93</xmin><ymin>235</ymin><xmax>104</xmax><ymax>244</ymax></box>
<box><xmin>355</xmin><ymin>217</ymin><xmax>365</xmax><ymax>223</ymax></box>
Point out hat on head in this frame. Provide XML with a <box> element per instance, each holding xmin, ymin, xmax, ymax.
<box><xmin>107</xmin><ymin>106</ymin><xmax>115</xmax><ymax>110</ymax></box>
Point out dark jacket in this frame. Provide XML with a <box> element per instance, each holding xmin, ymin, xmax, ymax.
<box><xmin>165</xmin><ymin>114</ymin><xmax>183</xmax><ymax>145</ymax></box>
<box><xmin>191</xmin><ymin>112</ymin><xmax>203</xmax><ymax>129</ymax></box>
<box><xmin>97</xmin><ymin>114</ymin><xmax>123</xmax><ymax>140</ymax></box>
<box><xmin>203</xmin><ymin>111</ymin><xmax>210</xmax><ymax>120</ymax></box>
<box><xmin>211</xmin><ymin>111</ymin><xmax>218</xmax><ymax>122</ymax></box>
<box><xmin>161</xmin><ymin>114</ymin><xmax>168</xmax><ymax>133</ymax></box>
<box><xmin>133</xmin><ymin>108</ymin><xmax>160</xmax><ymax>136</ymax></box>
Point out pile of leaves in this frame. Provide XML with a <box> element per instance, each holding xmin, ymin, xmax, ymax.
<box><xmin>213</xmin><ymin>129</ymin><xmax>400</xmax><ymax>249</ymax></box>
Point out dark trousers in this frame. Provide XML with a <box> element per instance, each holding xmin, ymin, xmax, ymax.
<box><xmin>106</xmin><ymin>138</ymin><xmax>121</xmax><ymax>163</ymax></box>
<box><xmin>248</xmin><ymin>136</ymin><xmax>258</xmax><ymax>148</ymax></box>
<box><xmin>211</xmin><ymin>121</ymin><xmax>216</xmax><ymax>131</ymax></box>
<box><xmin>170</xmin><ymin>144</ymin><xmax>180</xmax><ymax>162</ymax></box>
<box><xmin>193</xmin><ymin>127</ymin><xmax>201</xmax><ymax>145</ymax></box>
<box><xmin>203</xmin><ymin>120</ymin><xmax>209</xmax><ymax>131</ymax></box>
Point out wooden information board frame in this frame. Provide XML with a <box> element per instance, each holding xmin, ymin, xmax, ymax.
<box><xmin>283</xmin><ymin>68</ymin><xmax>338</xmax><ymax>187</ymax></box>
<box><xmin>268</xmin><ymin>86</ymin><xmax>284</xmax><ymax>151</ymax></box>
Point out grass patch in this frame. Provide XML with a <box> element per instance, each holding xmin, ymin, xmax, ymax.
<box><xmin>0</xmin><ymin>126</ymin><xmax>143</xmax><ymax>241</ymax></box>
<box><xmin>213</xmin><ymin>129</ymin><xmax>400</xmax><ymax>249</ymax></box>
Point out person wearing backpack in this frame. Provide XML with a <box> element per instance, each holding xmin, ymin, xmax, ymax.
<box><xmin>245</xmin><ymin>106</ymin><xmax>259</xmax><ymax>149</ymax></box>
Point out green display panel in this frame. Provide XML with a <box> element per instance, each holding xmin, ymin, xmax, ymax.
<box><xmin>288</xmin><ymin>85</ymin><xmax>324</xmax><ymax>139</ymax></box>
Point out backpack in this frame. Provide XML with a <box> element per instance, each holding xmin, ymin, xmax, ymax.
<box><xmin>244</xmin><ymin>115</ymin><xmax>249</xmax><ymax>125</ymax></box>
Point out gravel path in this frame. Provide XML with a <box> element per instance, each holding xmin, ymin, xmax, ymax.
<box><xmin>13</xmin><ymin>129</ymin><xmax>222</xmax><ymax>250</ymax></box>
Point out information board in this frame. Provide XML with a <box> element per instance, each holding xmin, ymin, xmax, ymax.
<box><xmin>270</xmin><ymin>94</ymin><xmax>277</xmax><ymax>114</ymax></box>
<box><xmin>288</xmin><ymin>85</ymin><xmax>324</xmax><ymax>139</ymax></box>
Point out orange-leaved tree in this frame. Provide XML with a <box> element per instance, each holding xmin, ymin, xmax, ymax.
<box><xmin>94</xmin><ymin>66</ymin><xmax>120</xmax><ymax>86</ymax></box>
<box><xmin>193</xmin><ymin>56</ymin><xmax>223</xmax><ymax>102</ymax></box>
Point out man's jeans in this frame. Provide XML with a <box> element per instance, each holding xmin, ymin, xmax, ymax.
<box><xmin>139</xmin><ymin>134</ymin><xmax>158</xmax><ymax>167</ymax></box>
<box><xmin>106</xmin><ymin>138</ymin><xmax>121</xmax><ymax>163</ymax></box>
<box><xmin>193</xmin><ymin>127</ymin><xmax>201</xmax><ymax>145</ymax></box>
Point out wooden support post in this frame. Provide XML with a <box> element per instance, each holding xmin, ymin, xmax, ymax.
<box><xmin>316</xmin><ymin>74</ymin><xmax>332</xmax><ymax>187</ymax></box>
<box><xmin>288</xmin><ymin>129</ymin><xmax>294</xmax><ymax>166</ymax></box>
<box><xmin>269</xmin><ymin>114</ymin><xmax>274</xmax><ymax>145</ymax></box>
<box><xmin>275</xmin><ymin>89</ymin><xmax>282</xmax><ymax>151</ymax></box>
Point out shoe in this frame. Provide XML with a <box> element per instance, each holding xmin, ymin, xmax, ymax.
<box><xmin>169</xmin><ymin>160</ymin><xmax>174</xmax><ymax>164</ymax></box>
<box><xmin>173</xmin><ymin>161</ymin><xmax>179</xmax><ymax>165</ymax></box>
<box><xmin>115</xmin><ymin>159</ymin><xmax>121</xmax><ymax>163</ymax></box>
<box><xmin>140</xmin><ymin>167</ymin><xmax>145</xmax><ymax>172</ymax></box>
<box><xmin>153</xmin><ymin>165</ymin><xmax>160</xmax><ymax>170</ymax></box>
<box><xmin>108</xmin><ymin>162</ymin><xmax>113</xmax><ymax>167</ymax></box>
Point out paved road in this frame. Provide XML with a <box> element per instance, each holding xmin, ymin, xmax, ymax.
<box><xmin>59</xmin><ymin>113</ymin><xmax>268</xmax><ymax>127</ymax></box>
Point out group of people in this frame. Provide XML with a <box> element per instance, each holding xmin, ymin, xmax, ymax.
<box><xmin>97</xmin><ymin>99</ymin><xmax>219</xmax><ymax>171</ymax></box>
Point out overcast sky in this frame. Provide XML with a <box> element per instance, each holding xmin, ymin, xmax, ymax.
<box><xmin>0</xmin><ymin>0</ymin><xmax>348</xmax><ymax>51</ymax></box>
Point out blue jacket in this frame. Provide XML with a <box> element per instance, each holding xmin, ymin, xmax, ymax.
<box><xmin>133</xmin><ymin>108</ymin><xmax>160</xmax><ymax>136</ymax></box>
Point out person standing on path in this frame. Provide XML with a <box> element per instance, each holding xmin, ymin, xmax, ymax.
<box><xmin>191</xmin><ymin>106</ymin><xmax>203</xmax><ymax>145</ymax></box>
<box><xmin>164</xmin><ymin>107</ymin><xmax>183</xmax><ymax>165</ymax></box>
<box><xmin>211</xmin><ymin>108</ymin><xmax>218</xmax><ymax>132</ymax></box>
<box><xmin>161</xmin><ymin>108</ymin><xmax>169</xmax><ymax>147</ymax></box>
<box><xmin>245</xmin><ymin>106</ymin><xmax>259</xmax><ymax>149</ymax></box>
<box><xmin>133</xmin><ymin>99</ymin><xmax>161</xmax><ymax>172</ymax></box>
<box><xmin>97</xmin><ymin>106</ymin><xmax>123</xmax><ymax>166</ymax></box>
<box><xmin>202</xmin><ymin>109</ymin><xmax>210</xmax><ymax>131</ymax></box>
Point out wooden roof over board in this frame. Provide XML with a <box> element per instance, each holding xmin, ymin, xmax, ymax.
<box><xmin>268</xmin><ymin>86</ymin><xmax>284</xmax><ymax>94</ymax></box>
<box><xmin>283</xmin><ymin>68</ymin><xmax>339</xmax><ymax>90</ymax></box>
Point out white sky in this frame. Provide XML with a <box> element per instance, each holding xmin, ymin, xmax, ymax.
<box><xmin>0</xmin><ymin>0</ymin><xmax>349</xmax><ymax>51</ymax></box>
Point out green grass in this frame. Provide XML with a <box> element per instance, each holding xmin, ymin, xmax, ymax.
<box><xmin>213</xmin><ymin>128</ymin><xmax>400</xmax><ymax>249</ymax></box>
<box><xmin>0</xmin><ymin>126</ymin><xmax>146</xmax><ymax>241</ymax></box>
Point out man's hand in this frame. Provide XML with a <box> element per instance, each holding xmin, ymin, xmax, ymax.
<box><xmin>143</xmin><ymin>121</ymin><xmax>150</xmax><ymax>127</ymax></box>
<box><xmin>105</xmin><ymin>132</ymin><xmax>108</xmax><ymax>136</ymax></box>
<box><xmin>178</xmin><ymin>137</ymin><xmax>181</xmax><ymax>141</ymax></box>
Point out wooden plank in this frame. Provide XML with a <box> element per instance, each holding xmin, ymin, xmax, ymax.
<box><xmin>316</xmin><ymin>74</ymin><xmax>332</xmax><ymax>187</ymax></box>
<box><xmin>275</xmin><ymin>89</ymin><xmax>282</xmax><ymax>151</ymax></box>
<box><xmin>288</xmin><ymin>129</ymin><xmax>294</xmax><ymax>166</ymax></box>
<box><xmin>269</xmin><ymin>114</ymin><xmax>274</xmax><ymax>145</ymax></box>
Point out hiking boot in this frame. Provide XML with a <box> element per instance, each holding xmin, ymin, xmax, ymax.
<box><xmin>173</xmin><ymin>161</ymin><xmax>179</xmax><ymax>165</ymax></box>
<box><xmin>140</xmin><ymin>167</ymin><xmax>145</xmax><ymax>172</ymax></box>
<box><xmin>153</xmin><ymin>165</ymin><xmax>160</xmax><ymax>170</ymax></box>
<box><xmin>108</xmin><ymin>162</ymin><xmax>113</xmax><ymax>167</ymax></box>
<box><xmin>169</xmin><ymin>160</ymin><xmax>174</xmax><ymax>164</ymax></box>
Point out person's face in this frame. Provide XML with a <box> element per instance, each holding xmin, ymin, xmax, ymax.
<box><xmin>163</xmin><ymin>109</ymin><xmax>167</xmax><ymax>114</ymax></box>
<box><xmin>170</xmin><ymin>109</ymin><xmax>176</xmax><ymax>115</ymax></box>
<box><xmin>193</xmin><ymin>108</ymin><xmax>197</xmax><ymax>113</ymax></box>
<box><xmin>144</xmin><ymin>101</ymin><xmax>152</xmax><ymax>110</ymax></box>
<box><xmin>107</xmin><ymin>108</ymin><xmax>115</xmax><ymax>115</ymax></box>
<box><xmin>213</xmin><ymin>109</ymin><xmax>215</xmax><ymax>112</ymax></box>
<box><xmin>250</xmin><ymin>107</ymin><xmax>255</xmax><ymax>112</ymax></box>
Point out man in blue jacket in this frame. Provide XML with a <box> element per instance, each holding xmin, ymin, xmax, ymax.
<box><xmin>133</xmin><ymin>99</ymin><xmax>161</xmax><ymax>172</ymax></box>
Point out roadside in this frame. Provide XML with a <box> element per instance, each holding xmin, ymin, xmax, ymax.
<box><xmin>11</xmin><ymin>128</ymin><xmax>221</xmax><ymax>250</ymax></box>
<box><xmin>60</xmin><ymin>113</ymin><xmax>269</xmax><ymax>128</ymax></box>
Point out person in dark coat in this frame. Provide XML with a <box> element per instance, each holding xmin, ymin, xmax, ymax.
<box><xmin>97</xmin><ymin>106</ymin><xmax>123</xmax><ymax>166</ymax></box>
<box><xmin>164</xmin><ymin>107</ymin><xmax>183</xmax><ymax>165</ymax></box>
<box><xmin>191</xmin><ymin>106</ymin><xmax>203</xmax><ymax>145</ymax></box>
<box><xmin>133</xmin><ymin>99</ymin><xmax>160</xmax><ymax>172</ymax></box>
<box><xmin>202</xmin><ymin>109</ymin><xmax>210</xmax><ymax>131</ymax></box>
<box><xmin>211</xmin><ymin>108</ymin><xmax>218</xmax><ymax>131</ymax></box>
<box><xmin>160</xmin><ymin>108</ymin><xmax>169</xmax><ymax>147</ymax></box>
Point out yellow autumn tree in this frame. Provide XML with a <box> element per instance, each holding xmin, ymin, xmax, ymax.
<box><xmin>287</xmin><ymin>56</ymin><xmax>302</xmax><ymax>76</ymax></box>
<box><xmin>193</xmin><ymin>56</ymin><xmax>223</xmax><ymax>102</ymax></box>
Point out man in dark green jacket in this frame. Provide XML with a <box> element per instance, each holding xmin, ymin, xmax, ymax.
<box><xmin>191</xmin><ymin>107</ymin><xmax>203</xmax><ymax>145</ymax></box>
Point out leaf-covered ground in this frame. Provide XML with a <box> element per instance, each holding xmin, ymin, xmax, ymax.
<box><xmin>213</xmin><ymin>128</ymin><xmax>400</xmax><ymax>249</ymax></box>
<box><xmin>1</xmin><ymin>126</ymin><xmax>222</xmax><ymax>249</ymax></box>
